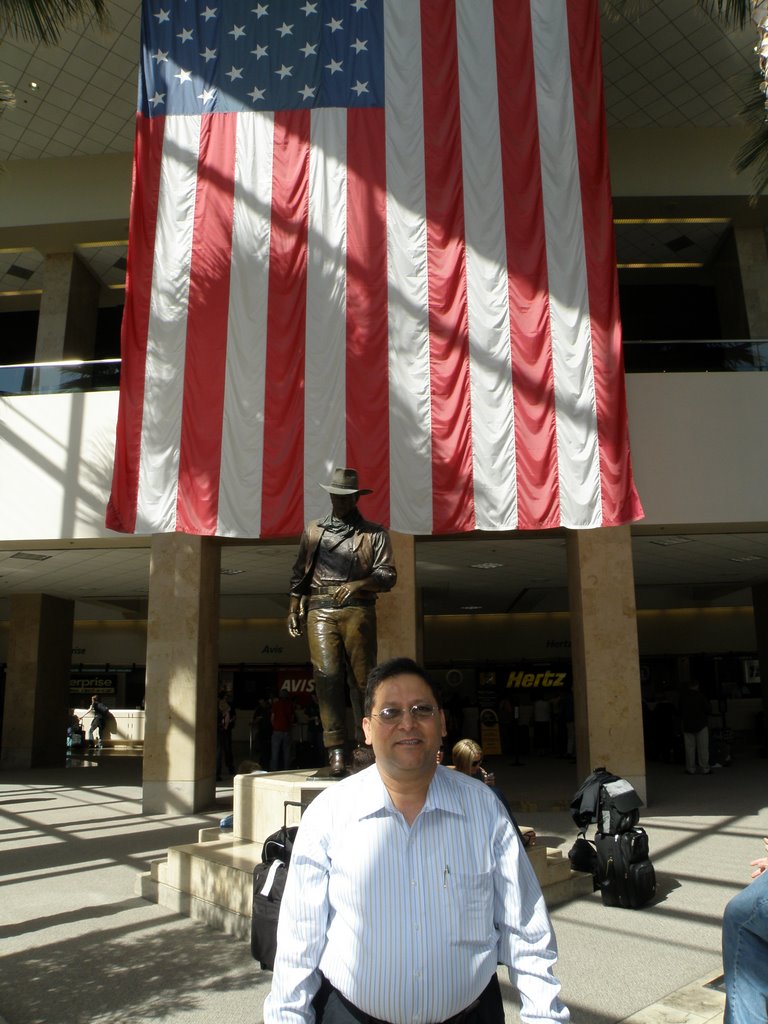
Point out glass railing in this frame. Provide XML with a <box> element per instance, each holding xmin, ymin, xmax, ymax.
<box><xmin>1</xmin><ymin>342</ymin><xmax>768</xmax><ymax>397</ymax></box>
<box><xmin>0</xmin><ymin>358</ymin><xmax>121</xmax><ymax>396</ymax></box>
<box><xmin>623</xmin><ymin>340</ymin><xmax>768</xmax><ymax>373</ymax></box>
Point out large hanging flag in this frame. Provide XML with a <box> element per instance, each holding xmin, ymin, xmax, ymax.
<box><xmin>107</xmin><ymin>0</ymin><xmax>643</xmax><ymax>538</ymax></box>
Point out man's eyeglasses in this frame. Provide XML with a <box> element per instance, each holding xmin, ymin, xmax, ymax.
<box><xmin>471</xmin><ymin>759</ymin><xmax>483</xmax><ymax>768</ymax></box>
<box><xmin>371</xmin><ymin>704</ymin><xmax>439</xmax><ymax>723</ymax></box>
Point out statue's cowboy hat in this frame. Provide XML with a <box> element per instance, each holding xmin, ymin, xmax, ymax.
<box><xmin>320</xmin><ymin>467</ymin><xmax>373</xmax><ymax>496</ymax></box>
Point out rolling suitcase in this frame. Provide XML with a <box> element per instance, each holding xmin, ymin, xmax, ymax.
<box><xmin>251</xmin><ymin>800</ymin><xmax>306</xmax><ymax>969</ymax></box>
<box><xmin>595</xmin><ymin>827</ymin><xmax>656</xmax><ymax>909</ymax></box>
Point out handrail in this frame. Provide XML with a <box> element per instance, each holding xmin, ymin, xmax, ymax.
<box><xmin>0</xmin><ymin>358</ymin><xmax>121</xmax><ymax>396</ymax></box>
<box><xmin>1</xmin><ymin>342</ymin><xmax>768</xmax><ymax>396</ymax></box>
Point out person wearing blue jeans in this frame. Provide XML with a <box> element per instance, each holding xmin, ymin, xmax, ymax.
<box><xmin>722</xmin><ymin>837</ymin><xmax>768</xmax><ymax>1024</ymax></box>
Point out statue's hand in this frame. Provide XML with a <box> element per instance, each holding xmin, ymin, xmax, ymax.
<box><xmin>287</xmin><ymin>612</ymin><xmax>303</xmax><ymax>638</ymax></box>
<box><xmin>332</xmin><ymin>580</ymin><xmax>364</xmax><ymax>606</ymax></box>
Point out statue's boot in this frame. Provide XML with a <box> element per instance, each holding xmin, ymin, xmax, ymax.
<box><xmin>328</xmin><ymin>747</ymin><xmax>346</xmax><ymax>777</ymax></box>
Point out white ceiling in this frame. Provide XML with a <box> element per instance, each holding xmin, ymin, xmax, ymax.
<box><xmin>1</xmin><ymin>527</ymin><xmax>767</xmax><ymax>618</ymax></box>
<box><xmin>0</xmin><ymin>1</ymin><xmax>766</xmax><ymax>618</ymax></box>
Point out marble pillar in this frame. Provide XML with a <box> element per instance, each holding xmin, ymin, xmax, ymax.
<box><xmin>35</xmin><ymin>252</ymin><xmax>100</xmax><ymax>363</ymax></box>
<box><xmin>566</xmin><ymin>526</ymin><xmax>646</xmax><ymax>803</ymax></box>
<box><xmin>376</xmin><ymin>531</ymin><xmax>421</xmax><ymax>664</ymax></box>
<box><xmin>1</xmin><ymin>593</ymin><xmax>74</xmax><ymax>770</ymax></box>
<box><xmin>142</xmin><ymin>534</ymin><xmax>220</xmax><ymax>815</ymax></box>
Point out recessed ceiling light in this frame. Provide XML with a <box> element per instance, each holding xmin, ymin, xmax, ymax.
<box><xmin>649</xmin><ymin>537</ymin><xmax>692</xmax><ymax>547</ymax></box>
<box><xmin>29</xmin><ymin>81</ymin><xmax>39</xmax><ymax>90</ymax></box>
<box><xmin>728</xmin><ymin>555</ymin><xmax>763</xmax><ymax>563</ymax></box>
<box><xmin>220</xmin><ymin>568</ymin><xmax>246</xmax><ymax>575</ymax></box>
<box><xmin>461</xmin><ymin>605</ymin><xmax>483</xmax><ymax>611</ymax></box>
<box><xmin>10</xmin><ymin>551</ymin><xmax>52</xmax><ymax>561</ymax></box>
<box><xmin>470</xmin><ymin>562</ymin><xmax>503</xmax><ymax>570</ymax></box>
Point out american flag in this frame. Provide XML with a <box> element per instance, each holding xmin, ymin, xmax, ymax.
<box><xmin>106</xmin><ymin>0</ymin><xmax>643</xmax><ymax>538</ymax></box>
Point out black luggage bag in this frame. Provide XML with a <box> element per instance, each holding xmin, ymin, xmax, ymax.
<box><xmin>595</xmin><ymin>827</ymin><xmax>656</xmax><ymax>909</ymax></box>
<box><xmin>251</xmin><ymin>800</ymin><xmax>306</xmax><ymax>969</ymax></box>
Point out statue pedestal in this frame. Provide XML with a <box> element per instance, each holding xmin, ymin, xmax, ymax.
<box><xmin>139</xmin><ymin>770</ymin><xmax>593</xmax><ymax>941</ymax></box>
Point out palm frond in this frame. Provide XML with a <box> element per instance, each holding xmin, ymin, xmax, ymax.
<box><xmin>734</xmin><ymin>71</ymin><xmax>768</xmax><ymax>198</ymax></box>
<box><xmin>0</xmin><ymin>0</ymin><xmax>108</xmax><ymax>44</ymax></box>
<box><xmin>698</xmin><ymin>0</ymin><xmax>751</xmax><ymax>29</ymax></box>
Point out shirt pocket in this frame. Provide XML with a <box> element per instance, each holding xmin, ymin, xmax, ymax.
<box><xmin>451</xmin><ymin>870</ymin><xmax>494</xmax><ymax>945</ymax></box>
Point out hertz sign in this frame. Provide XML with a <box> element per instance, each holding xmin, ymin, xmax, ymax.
<box><xmin>506</xmin><ymin>670</ymin><xmax>566</xmax><ymax>689</ymax></box>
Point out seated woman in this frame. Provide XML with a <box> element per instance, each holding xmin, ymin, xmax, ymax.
<box><xmin>451</xmin><ymin>738</ymin><xmax>536</xmax><ymax>848</ymax></box>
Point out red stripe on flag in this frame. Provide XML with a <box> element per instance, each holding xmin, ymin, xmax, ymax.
<box><xmin>106</xmin><ymin>113</ymin><xmax>165</xmax><ymax>534</ymax></box>
<box><xmin>494</xmin><ymin>0</ymin><xmax>560</xmax><ymax>531</ymax></box>
<box><xmin>261</xmin><ymin>110</ymin><xmax>311</xmax><ymax>537</ymax></box>
<box><xmin>176</xmin><ymin>113</ymin><xmax>237</xmax><ymax>535</ymax></box>
<box><xmin>345</xmin><ymin>107</ymin><xmax>390</xmax><ymax>526</ymax></box>
<box><xmin>566</xmin><ymin>1</ymin><xmax>643</xmax><ymax>526</ymax></box>
<box><xmin>421</xmin><ymin>0</ymin><xmax>475</xmax><ymax>534</ymax></box>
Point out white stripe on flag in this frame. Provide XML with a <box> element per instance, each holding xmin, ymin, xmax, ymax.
<box><xmin>385</xmin><ymin>0</ymin><xmax>433</xmax><ymax>535</ymax></box>
<box><xmin>136</xmin><ymin>114</ymin><xmax>201</xmax><ymax>534</ymax></box>
<box><xmin>217</xmin><ymin>111</ymin><xmax>274</xmax><ymax>538</ymax></box>
<box><xmin>531</xmin><ymin>0</ymin><xmax>602</xmax><ymax>528</ymax></box>
<box><xmin>304</xmin><ymin>107</ymin><xmax>349</xmax><ymax>524</ymax></box>
<box><xmin>457</xmin><ymin>0</ymin><xmax>517</xmax><ymax>532</ymax></box>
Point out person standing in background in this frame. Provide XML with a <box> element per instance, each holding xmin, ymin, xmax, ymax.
<box><xmin>679</xmin><ymin>680</ymin><xmax>710</xmax><ymax>775</ymax></box>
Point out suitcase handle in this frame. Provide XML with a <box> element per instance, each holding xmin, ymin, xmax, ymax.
<box><xmin>283</xmin><ymin>799</ymin><xmax>308</xmax><ymax>829</ymax></box>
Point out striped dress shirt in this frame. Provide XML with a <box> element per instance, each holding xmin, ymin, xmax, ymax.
<box><xmin>263</xmin><ymin>764</ymin><xmax>569</xmax><ymax>1024</ymax></box>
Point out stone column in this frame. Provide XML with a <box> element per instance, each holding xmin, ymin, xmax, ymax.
<box><xmin>35</xmin><ymin>252</ymin><xmax>100</xmax><ymax>363</ymax></box>
<box><xmin>1</xmin><ymin>593</ymin><xmax>74</xmax><ymax>770</ymax></box>
<box><xmin>143</xmin><ymin>534</ymin><xmax>220</xmax><ymax>815</ymax></box>
<box><xmin>566</xmin><ymin>526</ymin><xmax>646</xmax><ymax>802</ymax></box>
<box><xmin>751</xmin><ymin>583</ymin><xmax>768</xmax><ymax>755</ymax></box>
<box><xmin>734</xmin><ymin>226</ymin><xmax>768</xmax><ymax>338</ymax></box>
<box><xmin>376</xmin><ymin>531</ymin><xmax>422</xmax><ymax>664</ymax></box>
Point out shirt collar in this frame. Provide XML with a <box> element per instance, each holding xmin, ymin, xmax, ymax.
<box><xmin>353</xmin><ymin>764</ymin><xmax>467</xmax><ymax>822</ymax></box>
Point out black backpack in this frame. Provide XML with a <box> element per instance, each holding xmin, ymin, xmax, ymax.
<box><xmin>570</xmin><ymin>766</ymin><xmax>643</xmax><ymax>835</ymax></box>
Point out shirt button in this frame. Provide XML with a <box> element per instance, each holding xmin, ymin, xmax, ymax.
<box><xmin>414</xmin><ymin>971</ymin><xmax>422</xmax><ymax>979</ymax></box>
<box><xmin>411</xmin><ymin>879</ymin><xmax>417</xmax><ymax>887</ymax></box>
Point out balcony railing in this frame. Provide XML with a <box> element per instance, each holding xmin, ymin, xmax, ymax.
<box><xmin>0</xmin><ymin>358</ymin><xmax>121</xmax><ymax>396</ymax></box>
<box><xmin>623</xmin><ymin>340</ymin><xmax>768</xmax><ymax>373</ymax></box>
<box><xmin>1</xmin><ymin>342</ymin><xmax>768</xmax><ymax>397</ymax></box>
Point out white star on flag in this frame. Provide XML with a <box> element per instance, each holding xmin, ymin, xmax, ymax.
<box><xmin>248</xmin><ymin>85</ymin><xmax>266</xmax><ymax>101</ymax></box>
<box><xmin>154</xmin><ymin>9</ymin><xmax>170</xmax><ymax>22</ymax></box>
<box><xmin>229</xmin><ymin>24</ymin><xmax>245</xmax><ymax>39</ymax></box>
<box><xmin>201</xmin><ymin>47</ymin><xmax>216</xmax><ymax>61</ymax></box>
<box><xmin>275</xmin><ymin>64</ymin><xmax>293</xmax><ymax>79</ymax></box>
<box><xmin>226</xmin><ymin>66</ymin><xmax>243</xmax><ymax>80</ymax></box>
<box><xmin>202</xmin><ymin>6</ymin><xmax>217</xmax><ymax>19</ymax></box>
<box><xmin>327</xmin><ymin>17</ymin><xmax>342</xmax><ymax>31</ymax></box>
<box><xmin>299</xmin><ymin>84</ymin><xmax>316</xmax><ymax>100</ymax></box>
<box><xmin>351</xmin><ymin>79</ymin><xmax>368</xmax><ymax>95</ymax></box>
<box><xmin>276</xmin><ymin>22</ymin><xmax>293</xmax><ymax>36</ymax></box>
<box><xmin>152</xmin><ymin>49</ymin><xmax>169</xmax><ymax>63</ymax></box>
<box><xmin>351</xmin><ymin>38</ymin><xmax>367</xmax><ymax>53</ymax></box>
<box><xmin>252</xmin><ymin>43</ymin><xmax>268</xmax><ymax>58</ymax></box>
<box><xmin>148</xmin><ymin>90</ymin><xmax>165</xmax><ymax>106</ymax></box>
<box><xmin>325</xmin><ymin>59</ymin><xmax>343</xmax><ymax>73</ymax></box>
<box><xmin>177</xmin><ymin>27</ymin><xmax>193</xmax><ymax>42</ymax></box>
<box><xmin>174</xmin><ymin>68</ymin><xmax>192</xmax><ymax>83</ymax></box>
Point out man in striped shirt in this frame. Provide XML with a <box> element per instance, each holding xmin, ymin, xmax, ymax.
<box><xmin>263</xmin><ymin>657</ymin><xmax>570</xmax><ymax>1024</ymax></box>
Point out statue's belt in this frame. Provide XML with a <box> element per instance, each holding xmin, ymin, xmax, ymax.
<box><xmin>308</xmin><ymin>588</ymin><xmax>376</xmax><ymax>611</ymax></box>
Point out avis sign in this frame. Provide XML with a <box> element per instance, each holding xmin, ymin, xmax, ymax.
<box><xmin>506</xmin><ymin>670</ymin><xmax>566</xmax><ymax>689</ymax></box>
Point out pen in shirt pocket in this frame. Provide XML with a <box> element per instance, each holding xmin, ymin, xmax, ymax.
<box><xmin>444</xmin><ymin>864</ymin><xmax>450</xmax><ymax>888</ymax></box>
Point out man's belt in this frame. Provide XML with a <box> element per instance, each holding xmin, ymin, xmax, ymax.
<box><xmin>331</xmin><ymin>986</ymin><xmax>482</xmax><ymax>1024</ymax></box>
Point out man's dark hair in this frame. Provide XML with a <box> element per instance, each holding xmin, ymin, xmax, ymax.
<box><xmin>364</xmin><ymin>657</ymin><xmax>442</xmax><ymax>717</ymax></box>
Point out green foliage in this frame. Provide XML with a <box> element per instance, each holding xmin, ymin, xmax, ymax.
<box><xmin>0</xmin><ymin>0</ymin><xmax>108</xmax><ymax>44</ymax></box>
